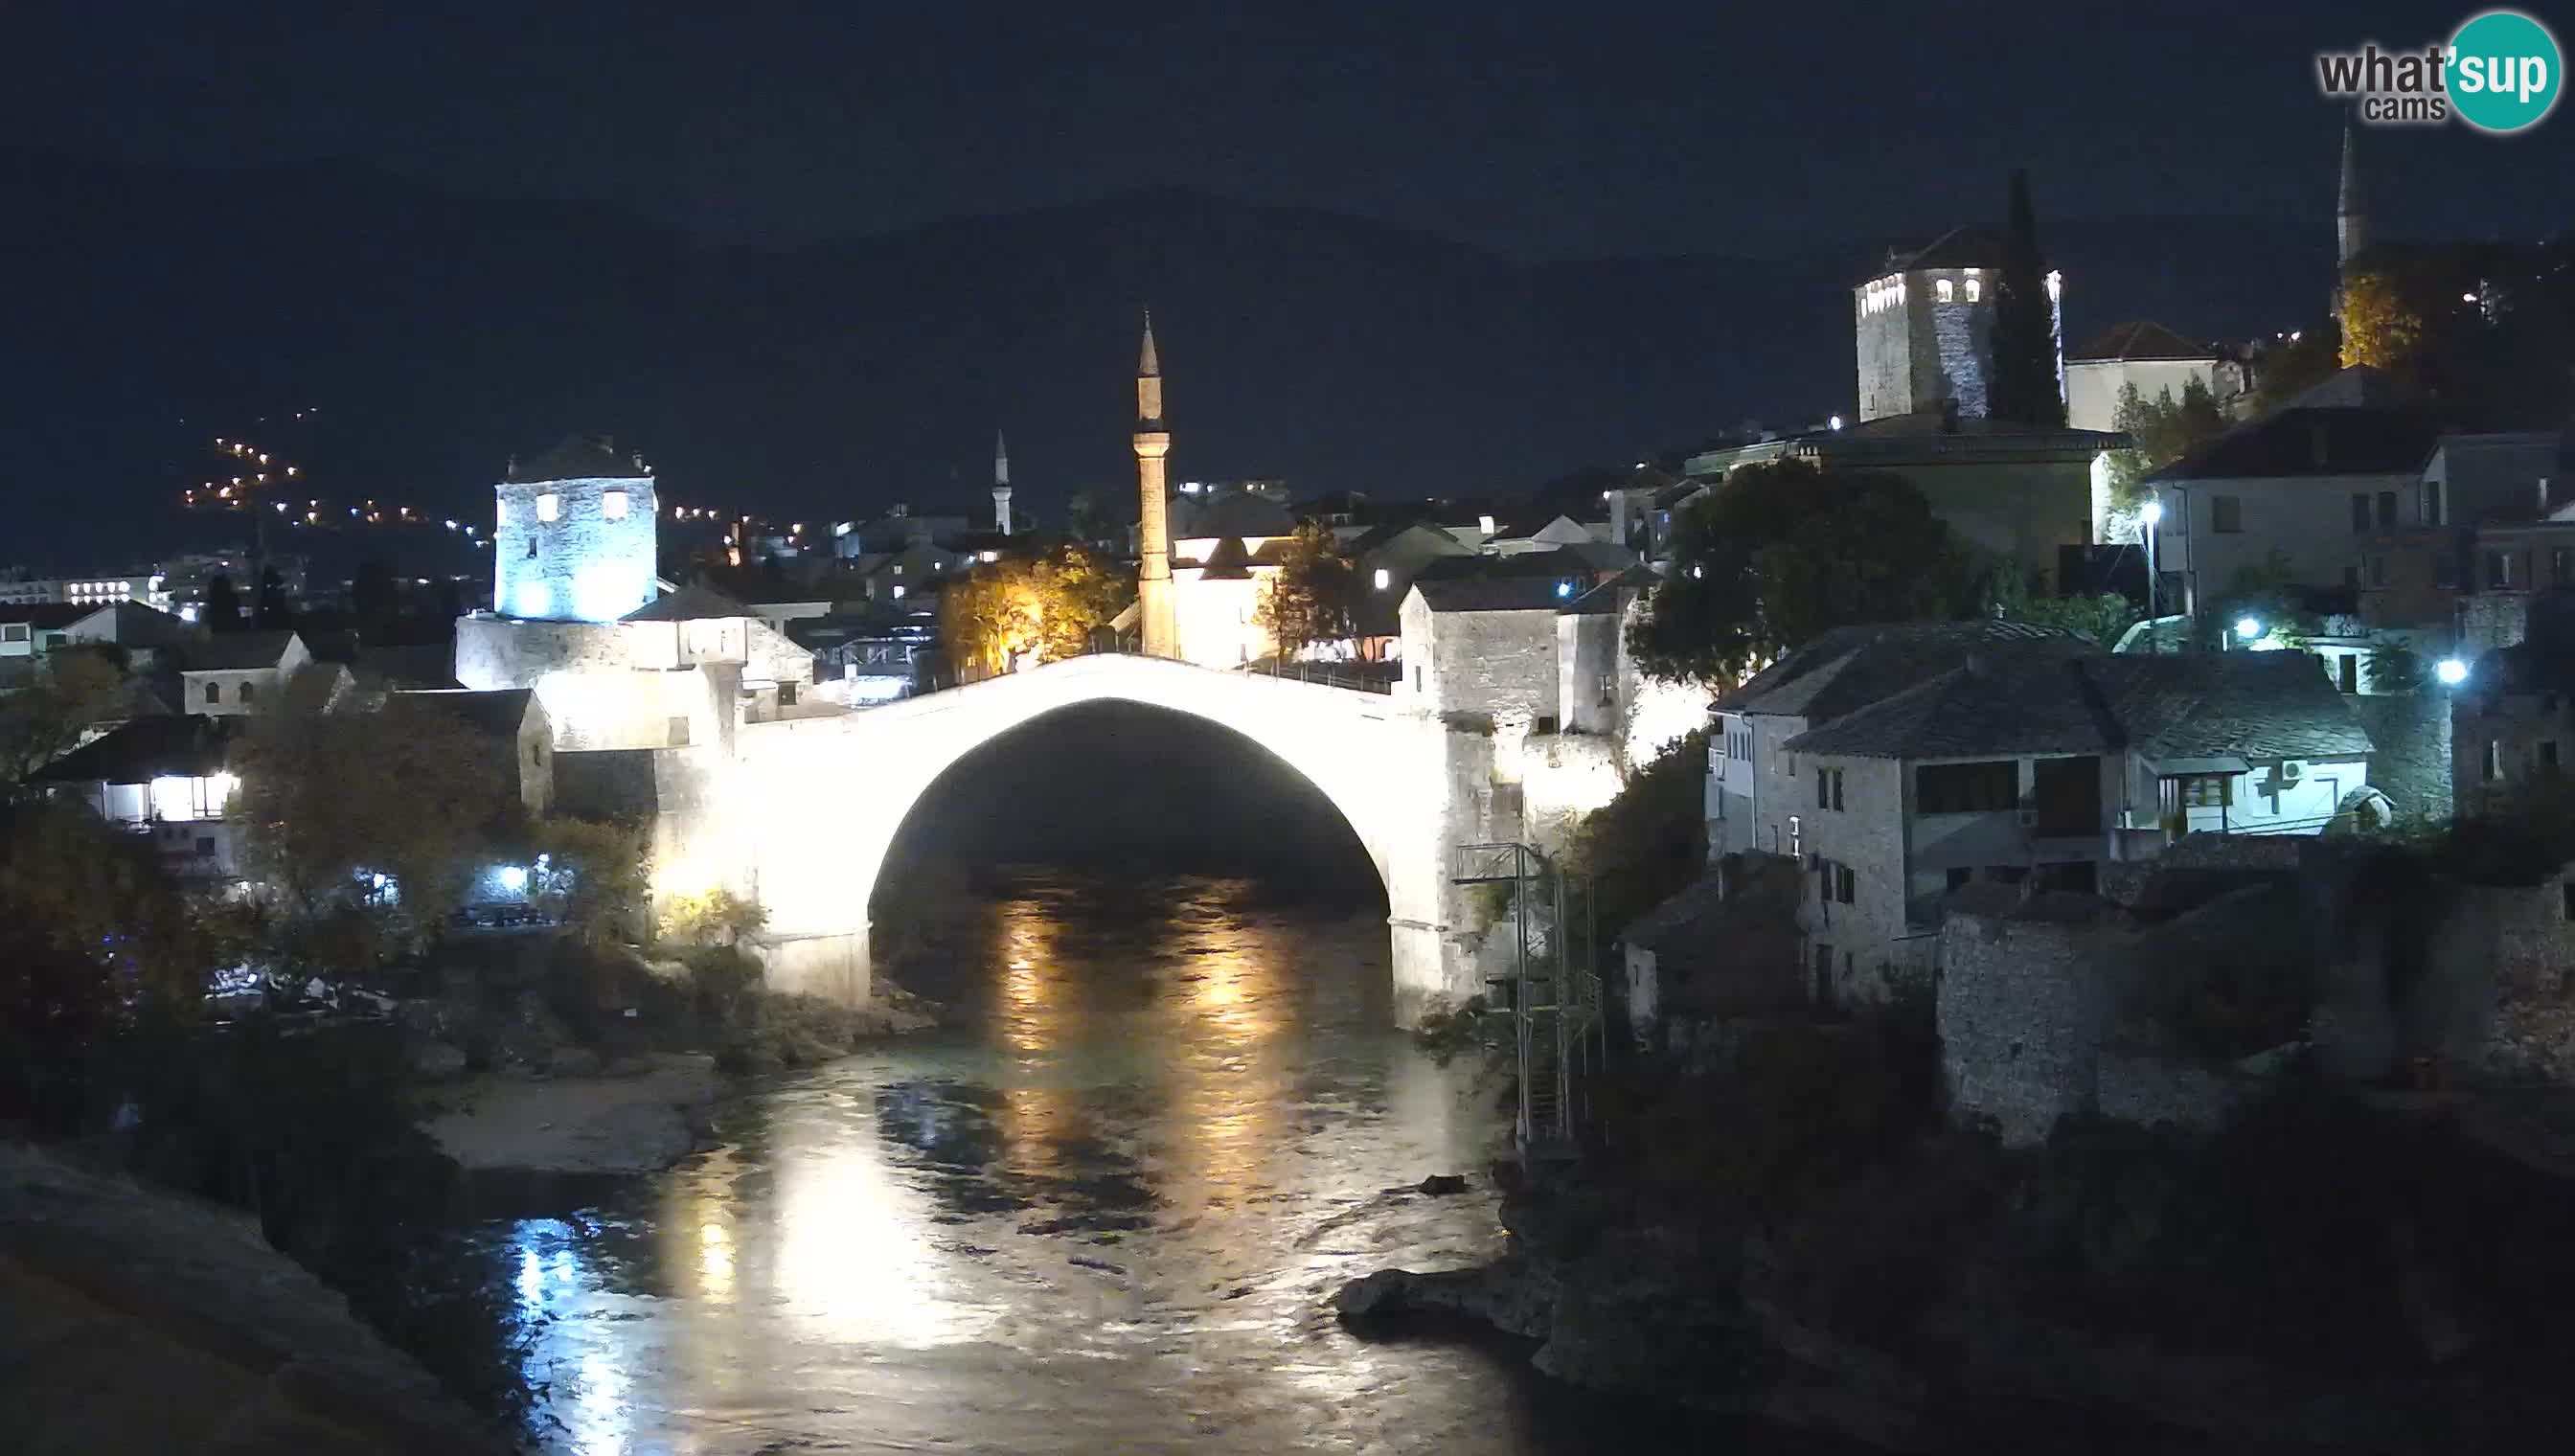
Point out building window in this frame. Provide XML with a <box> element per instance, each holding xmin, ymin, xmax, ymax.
<box><xmin>203</xmin><ymin>680</ymin><xmax>220</xmax><ymax>704</ymax></box>
<box><xmin>1965</xmin><ymin>278</ymin><xmax>1982</xmax><ymax>303</ymax></box>
<box><xmin>669</xmin><ymin>717</ymin><xmax>692</xmax><ymax>747</ymax></box>
<box><xmin>2553</xmin><ymin>548</ymin><xmax>2573</xmax><ymax>586</ymax></box>
<box><xmin>1915</xmin><ymin>761</ymin><xmax>2017</xmax><ymax>813</ymax></box>
<box><xmin>2564</xmin><ymin>882</ymin><xmax>2575</xmax><ymax>921</ymax></box>
<box><xmin>1412</xmin><ymin>667</ymin><xmax>1424</xmax><ymax>693</ymax></box>
<box><xmin>2377</xmin><ymin>490</ymin><xmax>2398</xmax><ymax>528</ymax></box>
<box><xmin>1374</xmin><ymin>567</ymin><xmax>1391</xmax><ymax>590</ymax></box>
<box><xmin>536</xmin><ymin>492</ymin><xmax>561</xmax><ymax>522</ymax></box>
<box><xmin>603</xmin><ymin>489</ymin><xmax>629</xmax><ymax>521</ymax></box>
<box><xmin>2541</xmin><ymin>739</ymin><xmax>2562</xmax><ymax>770</ymax></box>
<box><xmin>1835</xmin><ymin>863</ymin><xmax>1855</xmax><ymax>903</ymax></box>
<box><xmin>2351</xmin><ymin>493</ymin><xmax>2371</xmax><ymax>533</ymax></box>
<box><xmin>1936</xmin><ymin>278</ymin><xmax>1955</xmax><ymax>303</ymax></box>
<box><xmin>1596</xmin><ymin>672</ymin><xmax>1615</xmax><ymax>707</ymax></box>
<box><xmin>239</xmin><ymin>681</ymin><xmax>255</xmax><ymax>704</ymax></box>
<box><xmin>1831</xmin><ymin>768</ymin><xmax>1845</xmax><ymax>810</ymax></box>
<box><xmin>2210</xmin><ymin>495</ymin><xmax>2243</xmax><ymax>534</ymax></box>
<box><xmin>2486</xmin><ymin>550</ymin><xmax>2515</xmax><ymax>589</ymax></box>
<box><xmin>2483</xmin><ymin>739</ymin><xmax>2501</xmax><ymax>784</ymax></box>
<box><xmin>2426</xmin><ymin>480</ymin><xmax>2445</xmax><ymax>526</ymax></box>
<box><xmin>2179</xmin><ymin>774</ymin><xmax>2233</xmax><ymax>808</ymax></box>
<box><xmin>2366</xmin><ymin>555</ymin><xmax>2387</xmax><ymax>587</ymax></box>
<box><xmin>2435</xmin><ymin>553</ymin><xmax>2459</xmax><ymax>589</ymax></box>
<box><xmin>0</xmin><ymin>624</ymin><xmax>25</xmax><ymax>643</ymax></box>
<box><xmin>1816</xmin><ymin>768</ymin><xmax>1829</xmax><ymax>808</ymax></box>
<box><xmin>1789</xmin><ymin>814</ymin><xmax>1801</xmax><ymax>860</ymax></box>
<box><xmin>1946</xmin><ymin>867</ymin><xmax>1972</xmax><ymax>891</ymax></box>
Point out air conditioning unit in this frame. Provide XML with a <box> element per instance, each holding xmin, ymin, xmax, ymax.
<box><xmin>2277</xmin><ymin>761</ymin><xmax>2304</xmax><ymax>785</ymax></box>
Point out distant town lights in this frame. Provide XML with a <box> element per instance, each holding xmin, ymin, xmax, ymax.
<box><xmin>2436</xmin><ymin>657</ymin><xmax>2470</xmax><ymax>686</ymax></box>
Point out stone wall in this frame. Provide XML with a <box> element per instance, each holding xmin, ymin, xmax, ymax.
<box><xmin>2456</xmin><ymin>592</ymin><xmax>2530</xmax><ymax>659</ymax></box>
<box><xmin>493</xmin><ymin>472</ymin><xmax>658</xmax><ymax>623</ymax></box>
<box><xmin>2348</xmin><ymin>689</ymin><xmax>2453</xmax><ymax>826</ymax></box>
<box><xmin>2418</xmin><ymin>879</ymin><xmax>2575</xmax><ymax>1084</ymax></box>
<box><xmin>1937</xmin><ymin>903</ymin><xmax>2116</xmax><ymax>1148</ymax></box>
<box><xmin>1427</xmin><ymin>608</ymin><xmax>1561</xmax><ymax>726</ymax></box>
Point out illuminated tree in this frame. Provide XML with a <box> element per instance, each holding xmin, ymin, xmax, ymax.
<box><xmin>938</xmin><ymin>542</ymin><xmax>1132</xmax><ymax>678</ymax></box>
<box><xmin>526</xmin><ymin>816</ymin><xmax>650</xmax><ymax>945</ymax></box>
<box><xmin>1986</xmin><ymin>565</ymin><xmax>2138</xmax><ymax>647</ymax></box>
<box><xmin>1257</xmin><ymin>522</ymin><xmax>1359</xmax><ymax>663</ymax></box>
<box><xmin>2339</xmin><ymin>269</ymin><xmax>2425</xmax><ymax>371</ymax></box>
<box><xmin>657</xmin><ymin>887</ymin><xmax>766</xmax><ymax>946</ymax></box>
<box><xmin>2103</xmin><ymin>376</ymin><xmax>2228</xmax><ymax>518</ymax></box>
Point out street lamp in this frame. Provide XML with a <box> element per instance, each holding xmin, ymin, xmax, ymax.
<box><xmin>2235</xmin><ymin>616</ymin><xmax>2263</xmax><ymax>643</ymax></box>
<box><xmin>2436</xmin><ymin>657</ymin><xmax>2469</xmax><ymax>686</ymax></box>
<box><xmin>2140</xmin><ymin>499</ymin><xmax>2163</xmax><ymax>651</ymax></box>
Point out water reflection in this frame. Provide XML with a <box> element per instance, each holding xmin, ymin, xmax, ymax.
<box><xmin>449</xmin><ymin>872</ymin><xmax>1745</xmax><ymax>1454</ymax></box>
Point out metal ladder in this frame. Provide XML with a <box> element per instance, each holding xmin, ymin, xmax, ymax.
<box><xmin>1453</xmin><ymin>842</ymin><xmax>1601</xmax><ymax>1158</ymax></box>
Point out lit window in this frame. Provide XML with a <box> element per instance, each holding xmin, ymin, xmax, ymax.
<box><xmin>1965</xmin><ymin>278</ymin><xmax>1982</xmax><ymax>303</ymax></box>
<box><xmin>1374</xmin><ymin>568</ymin><xmax>1391</xmax><ymax>590</ymax></box>
<box><xmin>1936</xmin><ymin>279</ymin><xmax>1955</xmax><ymax>303</ymax></box>
<box><xmin>536</xmin><ymin>493</ymin><xmax>561</xmax><ymax>522</ymax></box>
<box><xmin>603</xmin><ymin>489</ymin><xmax>628</xmax><ymax>520</ymax></box>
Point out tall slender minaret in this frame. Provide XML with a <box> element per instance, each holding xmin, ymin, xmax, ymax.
<box><xmin>2336</xmin><ymin>122</ymin><xmax>2368</xmax><ymax>273</ymax></box>
<box><xmin>991</xmin><ymin>429</ymin><xmax>1014</xmax><ymax>536</ymax></box>
<box><xmin>1133</xmin><ymin>309</ymin><xmax>1178</xmax><ymax>658</ymax></box>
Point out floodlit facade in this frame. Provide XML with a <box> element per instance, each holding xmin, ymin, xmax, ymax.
<box><xmin>493</xmin><ymin>436</ymin><xmax>660</xmax><ymax>624</ymax></box>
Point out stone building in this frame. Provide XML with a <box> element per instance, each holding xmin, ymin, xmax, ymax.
<box><xmin>2450</xmin><ymin>632</ymin><xmax>2575</xmax><ymax>815</ymax></box>
<box><xmin>2062</xmin><ymin>320</ymin><xmax>2241</xmax><ymax>434</ymax></box>
<box><xmin>1853</xmin><ymin>228</ymin><xmax>2060</xmax><ymax>424</ymax></box>
<box><xmin>492</xmin><ymin>435</ymin><xmax>659</xmax><ymax>625</ymax></box>
<box><xmin>176</xmin><ymin>629</ymin><xmax>309</xmax><ymax>716</ymax></box>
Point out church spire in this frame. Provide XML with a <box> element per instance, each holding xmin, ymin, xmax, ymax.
<box><xmin>2336</xmin><ymin>122</ymin><xmax>2368</xmax><ymax>271</ymax></box>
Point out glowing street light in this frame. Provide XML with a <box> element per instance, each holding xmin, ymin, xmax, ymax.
<box><xmin>2234</xmin><ymin>617</ymin><xmax>2263</xmax><ymax>642</ymax></box>
<box><xmin>2436</xmin><ymin>657</ymin><xmax>2470</xmax><ymax>686</ymax></box>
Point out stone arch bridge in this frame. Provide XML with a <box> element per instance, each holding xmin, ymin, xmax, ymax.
<box><xmin>666</xmin><ymin>654</ymin><xmax>1513</xmax><ymax>1025</ymax></box>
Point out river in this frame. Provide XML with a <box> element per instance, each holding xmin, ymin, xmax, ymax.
<box><xmin>419</xmin><ymin>868</ymin><xmax>1780</xmax><ymax>1454</ymax></box>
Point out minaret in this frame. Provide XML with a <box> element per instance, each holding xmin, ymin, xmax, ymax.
<box><xmin>991</xmin><ymin>429</ymin><xmax>1014</xmax><ymax>536</ymax></box>
<box><xmin>1132</xmin><ymin>309</ymin><xmax>1178</xmax><ymax>658</ymax></box>
<box><xmin>2336</xmin><ymin>122</ymin><xmax>2368</xmax><ymax>273</ymax></box>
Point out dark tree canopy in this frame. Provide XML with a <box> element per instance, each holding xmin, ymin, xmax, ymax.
<box><xmin>1628</xmin><ymin>461</ymin><xmax>1977</xmax><ymax>685</ymax></box>
<box><xmin>1988</xmin><ymin>170</ymin><xmax>2064</xmax><ymax>428</ymax></box>
<box><xmin>255</xmin><ymin>567</ymin><xmax>290</xmax><ymax>628</ymax></box>
<box><xmin>201</xmin><ymin>574</ymin><xmax>241</xmax><ymax>632</ymax></box>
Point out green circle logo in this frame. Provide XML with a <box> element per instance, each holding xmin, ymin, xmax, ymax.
<box><xmin>2449</xmin><ymin>10</ymin><xmax>2562</xmax><ymax>132</ymax></box>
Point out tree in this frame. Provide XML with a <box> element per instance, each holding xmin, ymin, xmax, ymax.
<box><xmin>1628</xmin><ymin>461</ymin><xmax>1976</xmax><ymax>686</ymax></box>
<box><xmin>657</xmin><ymin>888</ymin><xmax>766</xmax><ymax>946</ymax></box>
<box><xmin>201</xmin><ymin>574</ymin><xmax>242</xmax><ymax>633</ymax></box>
<box><xmin>1986</xmin><ymin>566</ymin><xmax>2138</xmax><ymax>647</ymax></box>
<box><xmin>255</xmin><ymin>567</ymin><xmax>290</xmax><ymax>628</ymax></box>
<box><xmin>2252</xmin><ymin>322</ymin><xmax>2342</xmax><ymax>414</ymax></box>
<box><xmin>2339</xmin><ymin>268</ymin><xmax>2426</xmax><ymax>372</ymax></box>
<box><xmin>0</xmin><ymin>650</ymin><xmax>126</xmax><ymax>794</ymax></box>
<box><xmin>233</xmin><ymin>694</ymin><xmax>511</xmax><ymax>940</ymax></box>
<box><xmin>938</xmin><ymin>541</ymin><xmax>1133</xmax><ymax>678</ymax></box>
<box><xmin>2366</xmin><ymin>636</ymin><xmax>2427</xmax><ymax>694</ymax></box>
<box><xmin>526</xmin><ymin>816</ymin><xmax>650</xmax><ymax>946</ymax></box>
<box><xmin>1065</xmin><ymin>489</ymin><xmax>1116</xmax><ymax>546</ymax></box>
<box><xmin>2103</xmin><ymin>377</ymin><xmax>2229</xmax><ymax>523</ymax></box>
<box><xmin>1988</xmin><ymin>169</ymin><xmax>2065</xmax><ymax>428</ymax></box>
<box><xmin>1257</xmin><ymin>521</ymin><xmax>1359</xmax><ymax>663</ymax></box>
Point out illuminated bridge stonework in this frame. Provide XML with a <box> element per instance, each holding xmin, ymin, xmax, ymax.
<box><xmin>700</xmin><ymin>654</ymin><xmax>1510</xmax><ymax>1027</ymax></box>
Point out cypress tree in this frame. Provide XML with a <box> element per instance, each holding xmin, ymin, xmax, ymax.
<box><xmin>1989</xmin><ymin>170</ymin><xmax>2064</xmax><ymax>427</ymax></box>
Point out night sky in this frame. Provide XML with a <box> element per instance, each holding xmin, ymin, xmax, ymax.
<box><xmin>3</xmin><ymin>2</ymin><xmax>2569</xmax><ymax>566</ymax></box>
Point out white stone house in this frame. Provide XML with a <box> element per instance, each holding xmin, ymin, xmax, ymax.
<box><xmin>37</xmin><ymin>715</ymin><xmax>249</xmax><ymax>880</ymax></box>
<box><xmin>1781</xmin><ymin>650</ymin><xmax>2375</xmax><ymax>1006</ymax></box>
<box><xmin>178</xmin><ymin>630</ymin><xmax>310</xmax><ymax>716</ymax></box>
<box><xmin>1397</xmin><ymin>578</ymin><xmax>1568</xmax><ymax>728</ymax></box>
<box><xmin>1708</xmin><ymin>621</ymin><xmax>2098</xmax><ymax>865</ymax></box>
<box><xmin>2062</xmin><ymin>320</ymin><xmax>2239</xmax><ymax>434</ymax></box>
<box><xmin>2450</xmin><ymin>635</ymin><xmax>2575</xmax><ymax>816</ymax></box>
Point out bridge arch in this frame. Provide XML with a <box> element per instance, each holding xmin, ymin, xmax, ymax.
<box><xmin>722</xmin><ymin>655</ymin><xmax>1481</xmax><ymax>1024</ymax></box>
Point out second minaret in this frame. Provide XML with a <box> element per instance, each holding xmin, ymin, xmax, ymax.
<box><xmin>1133</xmin><ymin>310</ymin><xmax>1177</xmax><ymax>658</ymax></box>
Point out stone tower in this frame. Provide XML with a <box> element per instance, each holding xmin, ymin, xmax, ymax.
<box><xmin>492</xmin><ymin>434</ymin><xmax>658</xmax><ymax>623</ymax></box>
<box><xmin>2336</xmin><ymin>122</ymin><xmax>2369</xmax><ymax>274</ymax></box>
<box><xmin>991</xmin><ymin>428</ymin><xmax>1014</xmax><ymax>536</ymax></box>
<box><xmin>1132</xmin><ymin>310</ymin><xmax>1178</xmax><ymax>658</ymax></box>
<box><xmin>1852</xmin><ymin>229</ymin><xmax>2057</xmax><ymax>423</ymax></box>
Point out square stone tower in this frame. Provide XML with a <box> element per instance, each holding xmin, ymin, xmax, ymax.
<box><xmin>1854</xmin><ymin>228</ymin><xmax>2060</xmax><ymax>423</ymax></box>
<box><xmin>493</xmin><ymin>435</ymin><xmax>660</xmax><ymax>623</ymax></box>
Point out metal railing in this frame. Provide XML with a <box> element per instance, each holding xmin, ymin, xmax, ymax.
<box><xmin>1231</xmin><ymin>659</ymin><xmax>1397</xmax><ymax>694</ymax></box>
<box><xmin>1454</xmin><ymin>841</ymin><xmax>1601</xmax><ymax>1156</ymax></box>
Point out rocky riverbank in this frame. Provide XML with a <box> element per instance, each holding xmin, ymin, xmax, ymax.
<box><xmin>1338</xmin><ymin>1023</ymin><xmax>2575</xmax><ymax>1453</ymax></box>
<box><xmin>418</xmin><ymin>1052</ymin><xmax>719</xmax><ymax>1175</ymax></box>
<box><xmin>0</xmin><ymin>1142</ymin><xmax>511</xmax><ymax>1455</ymax></box>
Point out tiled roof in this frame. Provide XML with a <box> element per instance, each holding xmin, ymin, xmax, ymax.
<box><xmin>1414</xmin><ymin>547</ymin><xmax>1600</xmax><ymax>583</ymax></box>
<box><xmin>1414</xmin><ymin>578</ymin><xmax>1572</xmax><ymax>613</ymax></box>
<box><xmin>2147</xmin><ymin>405</ymin><xmax>2450</xmax><ymax>482</ymax></box>
<box><xmin>389</xmin><ymin>688</ymin><xmax>538</xmax><ymax>739</ymax></box>
<box><xmin>37</xmin><ymin>714</ymin><xmax>239</xmax><ymax>785</ymax></box>
<box><xmin>1561</xmin><ymin>565</ymin><xmax>1660</xmax><ymax>616</ymax></box>
<box><xmin>180</xmin><ymin>629</ymin><xmax>301</xmax><ymax>672</ymax></box>
<box><xmin>0</xmin><ymin>603</ymin><xmax>89</xmax><ymax>629</ymax></box>
<box><xmin>1173</xmin><ymin>490</ymin><xmax>1294</xmax><ymax>540</ymax></box>
<box><xmin>2068</xmin><ymin>321</ymin><xmax>2221</xmax><ymax>364</ymax></box>
<box><xmin>511</xmin><ymin>434</ymin><xmax>649</xmax><ymax>482</ymax></box>
<box><xmin>1783</xmin><ymin>649</ymin><xmax>2374</xmax><ymax>762</ymax></box>
<box><xmin>1721</xmin><ymin>620</ymin><xmax>2097</xmax><ymax>723</ymax></box>
<box><xmin>622</xmin><ymin>583</ymin><xmax>745</xmax><ymax>622</ymax></box>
